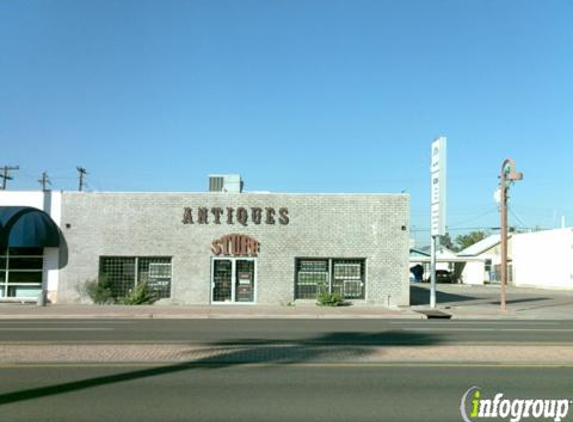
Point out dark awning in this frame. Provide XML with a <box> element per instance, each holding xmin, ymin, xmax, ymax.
<box><xmin>0</xmin><ymin>206</ymin><xmax>61</xmax><ymax>248</ymax></box>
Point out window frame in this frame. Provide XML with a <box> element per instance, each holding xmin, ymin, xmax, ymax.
<box><xmin>0</xmin><ymin>248</ymin><xmax>44</xmax><ymax>299</ymax></box>
<box><xmin>294</xmin><ymin>258</ymin><xmax>366</xmax><ymax>301</ymax></box>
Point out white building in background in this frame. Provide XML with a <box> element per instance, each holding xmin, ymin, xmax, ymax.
<box><xmin>409</xmin><ymin>234</ymin><xmax>512</xmax><ymax>286</ymax></box>
<box><xmin>512</xmin><ymin>228</ymin><xmax>573</xmax><ymax>289</ymax></box>
<box><xmin>457</xmin><ymin>234</ymin><xmax>510</xmax><ymax>285</ymax></box>
<box><xmin>455</xmin><ymin>229</ymin><xmax>573</xmax><ymax>289</ymax></box>
<box><xmin>409</xmin><ymin>246</ymin><xmax>484</xmax><ymax>284</ymax></box>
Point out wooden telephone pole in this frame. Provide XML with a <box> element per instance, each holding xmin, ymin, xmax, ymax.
<box><xmin>77</xmin><ymin>167</ymin><xmax>88</xmax><ymax>191</ymax></box>
<box><xmin>0</xmin><ymin>165</ymin><xmax>19</xmax><ymax>190</ymax></box>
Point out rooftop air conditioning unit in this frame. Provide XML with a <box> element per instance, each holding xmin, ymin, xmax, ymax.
<box><xmin>209</xmin><ymin>174</ymin><xmax>243</xmax><ymax>193</ymax></box>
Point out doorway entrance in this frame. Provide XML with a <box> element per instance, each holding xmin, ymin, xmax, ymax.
<box><xmin>211</xmin><ymin>258</ymin><xmax>256</xmax><ymax>303</ymax></box>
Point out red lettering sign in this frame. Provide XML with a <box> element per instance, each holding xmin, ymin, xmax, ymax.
<box><xmin>211</xmin><ymin>234</ymin><xmax>260</xmax><ymax>257</ymax></box>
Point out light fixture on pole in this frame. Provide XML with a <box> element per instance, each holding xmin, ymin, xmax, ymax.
<box><xmin>499</xmin><ymin>158</ymin><xmax>523</xmax><ymax>313</ymax></box>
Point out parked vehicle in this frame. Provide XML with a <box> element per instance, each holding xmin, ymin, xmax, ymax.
<box><xmin>425</xmin><ymin>270</ymin><xmax>456</xmax><ymax>283</ymax></box>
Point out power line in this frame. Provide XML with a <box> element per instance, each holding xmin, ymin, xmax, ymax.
<box><xmin>0</xmin><ymin>165</ymin><xmax>19</xmax><ymax>190</ymax></box>
<box><xmin>411</xmin><ymin>227</ymin><xmax>499</xmax><ymax>233</ymax></box>
<box><xmin>447</xmin><ymin>207</ymin><xmax>499</xmax><ymax>228</ymax></box>
<box><xmin>508</xmin><ymin>205</ymin><xmax>528</xmax><ymax>229</ymax></box>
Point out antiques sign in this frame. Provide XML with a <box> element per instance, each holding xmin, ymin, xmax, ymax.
<box><xmin>211</xmin><ymin>234</ymin><xmax>260</xmax><ymax>257</ymax></box>
<box><xmin>182</xmin><ymin>206</ymin><xmax>289</xmax><ymax>226</ymax></box>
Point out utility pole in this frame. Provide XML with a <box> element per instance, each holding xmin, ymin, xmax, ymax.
<box><xmin>77</xmin><ymin>167</ymin><xmax>88</xmax><ymax>192</ymax></box>
<box><xmin>499</xmin><ymin>158</ymin><xmax>523</xmax><ymax>313</ymax></box>
<box><xmin>38</xmin><ymin>171</ymin><xmax>51</xmax><ymax>191</ymax></box>
<box><xmin>0</xmin><ymin>165</ymin><xmax>19</xmax><ymax>190</ymax></box>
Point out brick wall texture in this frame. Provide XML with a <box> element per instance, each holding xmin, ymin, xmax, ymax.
<box><xmin>58</xmin><ymin>192</ymin><xmax>410</xmax><ymax>306</ymax></box>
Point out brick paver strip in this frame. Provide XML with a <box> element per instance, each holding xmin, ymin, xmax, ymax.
<box><xmin>1</xmin><ymin>345</ymin><xmax>573</xmax><ymax>364</ymax></box>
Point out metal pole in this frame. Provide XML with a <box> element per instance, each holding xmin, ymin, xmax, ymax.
<box><xmin>500</xmin><ymin>174</ymin><xmax>508</xmax><ymax>313</ymax></box>
<box><xmin>430</xmin><ymin>235</ymin><xmax>437</xmax><ymax>308</ymax></box>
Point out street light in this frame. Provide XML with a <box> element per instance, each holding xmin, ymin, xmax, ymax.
<box><xmin>499</xmin><ymin>158</ymin><xmax>523</xmax><ymax>313</ymax></box>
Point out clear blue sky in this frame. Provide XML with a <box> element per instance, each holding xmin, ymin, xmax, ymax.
<box><xmin>1</xmin><ymin>0</ymin><xmax>572</xmax><ymax>245</ymax></box>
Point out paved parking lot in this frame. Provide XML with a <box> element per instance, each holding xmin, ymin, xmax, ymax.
<box><xmin>411</xmin><ymin>283</ymin><xmax>573</xmax><ymax>319</ymax></box>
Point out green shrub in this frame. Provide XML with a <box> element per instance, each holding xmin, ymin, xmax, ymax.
<box><xmin>316</xmin><ymin>291</ymin><xmax>344</xmax><ymax>307</ymax></box>
<box><xmin>122</xmin><ymin>282</ymin><xmax>158</xmax><ymax>305</ymax></box>
<box><xmin>82</xmin><ymin>278</ymin><xmax>115</xmax><ymax>305</ymax></box>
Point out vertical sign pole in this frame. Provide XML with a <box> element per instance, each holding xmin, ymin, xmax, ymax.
<box><xmin>430</xmin><ymin>235</ymin><xmax>437</xmax><ymax>309</ymax></box>
<box><xmin>430</xmin><ymin>137</ymin><xmax>446</xmax><ymax>309</ymax></box>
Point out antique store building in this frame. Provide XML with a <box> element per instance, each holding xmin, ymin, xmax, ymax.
<box><xmin>0</xmin><ymin>177</ymin><xmax>410</xmax><ymax>306</ymax></box>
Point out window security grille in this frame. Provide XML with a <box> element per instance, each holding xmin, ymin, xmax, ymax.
<box><xmin>295</xmin><ymin>259</ymin><xmax>365</xmax><ymax>300</ymax></box>
<box><xmin>99</xmin><ymin>257</ymin><xmax>172</xmax><ymax>299</ymax></box>
<box><xmin>332</xmin><ymin>260</ymin><xmax>365</xmax><ymax>299</ymax></box>
<box><xmin>295</xmin><ymin>259</ymin><xmax>329</xmax><ymax>299</ymax></box>
<box><xmin>139</xmin><ymin>258</ymin><xmax>172</xmax><ymax>299</ymax></box>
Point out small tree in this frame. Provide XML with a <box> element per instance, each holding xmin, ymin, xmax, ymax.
<box><xmin>439</xmin><ymin>232</ymin><xmax>456</xmax><ymax>251</ymax></box>
<box><xmin>123</xmin><ymin>282</ymin><xmax>158</xmax><ymax>305</ymax></box>
<box><xmin>80</xmin><ymin>277</ymin><xmax>115</xmax><ymax>304</ymax></box>
<box><xmin>316</xmin><ymin>291</ymin><xmax>344</xmax><ymax>307</ymax></box>
<box><xmin>455</xmin><ymin>230</ymin><xmax>488</xmax><ymax>251</ymax></box>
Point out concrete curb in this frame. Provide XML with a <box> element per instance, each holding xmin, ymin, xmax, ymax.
<box><xmin>3</xmin><ymin>308</ymin><xmax>573</xmax><ymax>320</ymax></box>
<box><xmin>0</xmin><ymin>313</ymin><xmax>427</xmax><ymax>320</ymax></box>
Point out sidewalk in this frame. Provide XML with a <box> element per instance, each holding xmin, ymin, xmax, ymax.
<box><xmin>0</xmin><ymin>284</ymin><xmax>571</xmax><ymax>320</ymax></box>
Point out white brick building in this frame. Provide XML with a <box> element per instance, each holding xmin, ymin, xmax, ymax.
<box><xmin>1</xmin><ymin>189</ymin><xmax>411</xmax><ymax>306</ymax></box>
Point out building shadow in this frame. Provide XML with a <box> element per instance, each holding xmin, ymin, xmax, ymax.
<box><xmin>0</xmin><ymin>330</ymin><xmax>441</xmax><ymax>406</ymax></box>
<box><xmin>410</xmin><ymin>284</ymin><xmax>480</xmax><ymax>306</ymax></box>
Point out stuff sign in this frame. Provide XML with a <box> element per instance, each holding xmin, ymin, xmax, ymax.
<box><xmin>211</xmin><ymin>234</ymin><xmax>260</xmax><ymax>257</ymax></box>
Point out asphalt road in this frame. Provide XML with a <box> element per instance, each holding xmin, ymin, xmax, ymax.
<box><xmin>2</xmin><ymin>319</ymin><xmax>573</xmax><ymax>421</ymax></box>
<box><xmin>0</xmin><ymin>364</ymin><xmax>572</xmax><ymax>422</ymax></box>
<box><xmin>1</xmin><ymin>319</ymin><xmax>573</xmax><ymax>345</ymax></box>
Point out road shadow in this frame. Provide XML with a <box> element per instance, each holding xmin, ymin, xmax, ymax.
<box><xmin>0</xmin><ymin>330</ymin><xmax>441</xmax><ymax>406</ymax></box>
<box><xmin>490</xmin><ymin>297</ymin><xmax>550</xmax><ymax>306</ymax></box>
<box><xmin>410</xmin><ymin>284</ymin><xmax>480</xmax><ymax>305</ymax></box>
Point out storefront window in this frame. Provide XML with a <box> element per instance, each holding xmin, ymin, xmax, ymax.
<box><xmin>332</xmin><ymin>260</ymin><xmax>365</xmax><ymax>299</ymax></box>
<box><xmin>138</xmin><ymin>258</ymin><xmax>172</xmax><ymax>299</ymax></box>
<box><xmin>295</xmin><ymin>258</ymin><xmax>365</xmax><ymax>300</ymax></box>
<box><xmin>0</xmin><ymin>248</ymin><xmax>44</xmax><ymax>298</ymax></box>
<box><xmin>295</xmin><ymin>260</ymin><xmax>329</xmax><ymax>299</ymax></box>
<box><xmin>99</xmin><ymin>257</ymin><xmax>172</xmax><ymax>299</ymax></box>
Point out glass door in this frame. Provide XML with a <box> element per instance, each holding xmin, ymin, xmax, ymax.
<box><xmin>212</xmin><ymin>258</ymin><xmax>256</xmax><ymax>303</ymax></box>
<box><xmin>212</xmin><ymin>259</ymin><xmax>232</xmax><ymax>302</ymax></box>
<box><xmin>235</xmin><ymin>260</ymin><xmax>255</xmax><ymax>302</ymax></box>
